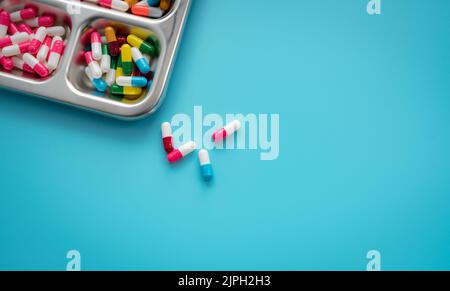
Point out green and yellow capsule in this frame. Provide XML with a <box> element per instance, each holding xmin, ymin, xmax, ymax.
<box><xmin>110</xmin><ymin>84</ymin><xmax>142</xmax><ymax>96</ymax></box>
<box><xmin>120</xmin><ymin>44</ymin><xmax>133</xmax><ymax>76</ymax></box>
<box><xmin>127</xmin><ymin>34</ymin><xmax>156</xmax><ymax>57</ymax></box>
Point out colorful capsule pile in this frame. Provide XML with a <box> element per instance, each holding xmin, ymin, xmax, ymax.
<box><xmin>81</xmin><ymin>25</ymin><xmax>159</xmax><ymax>98</ymax></box>
<box><xmin>0</xmin><ymin>5</ymin><xmax>68</xmax><ymax>77</ymax></box>
<box><xmin>82</xmin><ymin>0</ymin><xmax>173</xmax><ymax>18</ymax></box>
<box><xmin>161</xmin><ymin>120</ymin><xmax>242</xmax><ymax>182</ymax></box>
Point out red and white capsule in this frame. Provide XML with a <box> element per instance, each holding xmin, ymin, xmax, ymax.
<box><xmin>0</xmin><ymin>32</ymin><xmax>29</xmax><ymax>49</ymax></box>
<box><xmin>212</xmin><ymin>120</ymin><xmax>242</xmax><ymax>142</ymax></box>
<box><xmin>23</xmin><ymin>53</ymin><xmax>49</xmax><ymax>77</ymax></box>
<box><xmin>2</xmin><ymin>41</ymin><xmax>30</xmax><ymax>57</ymax></box>
<box><xmin>47</xmin><ymin>36</ymin><xmax>64</xmax><ymax>71</ymax></box>
<box><xmin>167</xmin><ymin>141</ymin><xmax>196</xmax><ymax>163</ymax></box>
<box><xmin>25</xmin><ymin>16</ymin><xmax>54</xmax><ymax>28</ymax></box>
<box><xmin>90</xmin><ymin>31</ymin><xmax>102</xmax><ymax>61</ymax></box>
<box><xmin>11</xmin><ymin>56</ymin><xmax>34</xmax><ymax>73</ymax></box>
<box><xmin>0</xmin><ymin>11</ymin><xmax>9</xmax><ymax>38</ymax></box>
<box><xmin>36</xmin><ymin>36</ymin><xmax>52</xmax><ymax>62</ymax></box>
<box><xmin>10</xmin><ymin>8</ymin><xmax>37</xmax><ymax>22</ymax></box>
<box><xmin>84</xmin><ymin>51</ymin><xmax>102</xmax><ymax>79</ymax></box>
<box><xmin>29</xmin><ymin>26</ymin><xmax>47</xmax><ymax>55</ymax></box>
<box><xmin>161</xmin><ymin>122</ymin><xmax>174</xmax><ymax>153</ymax></box>
<box><xmin>0</xmin><ymin>52</ymin><xmax>14</xmax><ymax>70</ymax></box>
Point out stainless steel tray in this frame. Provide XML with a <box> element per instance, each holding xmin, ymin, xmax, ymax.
<box><xmin>0</xmin><ymin>0</ymin><xmax>191</xmax><ymax>120</ymax></box>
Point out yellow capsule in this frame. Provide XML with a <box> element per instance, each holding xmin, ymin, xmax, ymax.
<box><xmin>160</xmin><ymin>0</ymin><xmax>172</xmax><ymax>11</ymax></box>
<box><xmin>123</xmin><ymin>87</ymin><xmax>142</xmax><ymax>96</ymax></box>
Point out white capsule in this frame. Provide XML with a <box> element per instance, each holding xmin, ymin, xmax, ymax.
<box><xmin>87</xmin><ymin>60</ymin><xmax>102</xmax><ymax>79</ymax></box>
<box><xmin>105</xmin><ymin>68</ymin><xmax>116</xmax><ymax>86</ymax></box>
<box><xmin>100</xmin><ymin>53</ymin><xmax>110</xmax><ymax>73</ymax></box>
<box><xmin>91</xmin><ymin>43</ymin><xmax>101</xmax><ymax>61</ymax></box>
<box><xmin>45</xmin><ymin>26</ymin><xmax>65</xmax><ymax>37</ymax></box>
<box><xmin>161</xmin><ymin>122</ymin><xmax>172</xmax><ymax>138</ymax></box>
<box><xmin>8</xmin><ymin>32</ymin><xmax>29</xmax><ymax>45</ymax></box>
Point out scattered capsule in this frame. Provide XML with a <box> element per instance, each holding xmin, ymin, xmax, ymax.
<box><xmin>127</xmin><ymin>34</ymin><xmax>156</xmax><ymax>57</ymax></box>
<box><xmin>11</xmin><ymin>56</ymin><xmax>34</xmax><ymax>73</ymax></box>
<box><xmin>2</xmin><ymin>41</ymin><xmax>30</xmax><ymax>57</ymax></box>
<box><xmin>160</xmin><ymin>0</ymin><xmax>172</xmax><ymax>11</ymax></box>
<box><xmin>0</xmin><ymin>32</ymin><xmax>29</xmax><ymax>49</ymax></box>
<box><xmin>84</xmin><ymin>51</ymin><xmax>102</xmax><ymax>79</ymax></box>
<box><xmin>167</xmin><ymin>141</ymin><xmax>196</xmax><ymax>163</ymax></box>
<box><xmin>100</xmin><ymin>43</ymin><xmax>110</xmax><ymax>73</ymax></box>
<box><xmin>0</xmin><ymin>11</ymin><xmax>9</xmax><ymax>38</ymax></box>
<box><xmin>18</xmin><ymin>23</ymin><xmax>33</xmax><ymax>35</ymax></box>
<box><xmin>36</xmin><ymin>36</ymin><xmax>52</xmax><ymax>62</ymax></box>
<box><xmin>46</xmin><ymin>26</ymin><xmax>65</xmax><ymax>37</ymax></box>
<box><xmin>212</xmin><ymin>120</ymin><xmax>242</xmax><ymax>142</ymax></box>
<box><xmin>132</xmin><ymin>4</ymin><xmax>164</xmax><ymax>18</ymax></box>
<box><xmin>85</xmin><ymin>66</ymin><xmax>107</xmax><ymax>92</ymax></box>
<box><xmin>23</xmin><ymin>53</ymin><xmax>49</xmax><ymax>77</ymax></box>
<box><xmin>29</xmin><ymin>26</ymin><xmax>47</xmax><ymax>55</ymax></box>
<box><xmin>161</xmin><ymin>122</ymin><xmax>174</xmax><ymax>153</ymax></box>
<box><xmin>110</xmin><ymin>84</ymin><xmax>142</xmax><ymax>96</ymax></box>
<box><xmin>105</xmin><ymin>56</ymin><xmax>117</xmax><ymax>86</ymax></box>
<box><xmin>47</xmin><ymin>36</ymin><xmax>64</xmax><ymax>71</ymax></box>
<box><xmin>25</xmin><ymin>16</ymin><xmax>54</xmax><ymax>28</ymax></box>
<box><xmin>0</xmin><ymin>52</ymin><xmax>14</xmax><ymax>70</ymax></box>
<box><xmin>104</xmin><ymin>26</ymin><xmax>120</xmax><ymax>56</ymax></box>
<box><xmin>120</xmin><ymin>43</ymin><xmax>133</xmax><ymax>75</ymax></box>
<box><xmin>116</xmin><ymin>76</ymin><xmax>147</xmax><ymax>87</ymax></box>
<box><xmin>10</xmin><ymin>8</ymin><xmax>37</xmax><ymax>22</ymax></box>
<box><xmin>90</xmin><ymin>31</ymin><xmax>102</xmax><ymax>61</ymax></box>
<box><xmin>198</xmin><ymin>149</ymin><xmax>213</xmax><ymax>181</ymax></box>
<box><xmin>99</xmin><ymin>0</ymin><xmax>130</xmax><ymax>12</ymax></box>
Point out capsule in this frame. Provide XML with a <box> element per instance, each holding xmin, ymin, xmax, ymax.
<box><xmin>127</xmin><ymin>34</ymin><xmax>156</xmax><ymax>57</ymax></box>
<box><xmin>0</xmin><ymin>52</ymin><xmax>14</xmax><ymax>70</ymax></box>
<box><xmin>167</xmin><ymin>141</ymin><xmax>196</xmax><ymax>163</ymax></box>
<box><xmin>132</xmin><ymin>4</ymin><xmax>164</xmax><ymax>18</ymax></box>
<box><xmin>25</xmin><ymin>16</ymin><xmax>54</xmax><ymax>28</ymax></box>
<box><xmin>2</xmin><ymin>41</ymin><xmax>30</xmax><ymax>57</ymax></box>
<box><xmin>0</xmin><ymin>11</ymin><xmax>9</xmax><ymax>38</ymax></box>
<box><xmin>11</xmin><ymin>56</ymin><xmax>34</xmax><ymax>73</ymax></box>
<box><xmin>198</xmin><ymin>149</ymin><xmax>213</xmax><ymax>181</ymax></box>
<box><xmin>100</xmin><ymin>43</ymin><xmax>110</xmax><ymax>73</ymax></box>
<box><xmin>36</xmin><ymin>36</ymin><xmax>52</xmax><ymax>62</ymax></box>
<box><xmin>10</xmin><ymin>8</ymin><xmax>36</xmax><ymax>22</ymax></box>
<box><xmin>110</xmin><ymin>84</ymin><xmax>142</xmax><ymax>96</ymax></box>
<box><xmin>84</xmin><ymin>51</ymin><xmax>102</xmax><ymax>79</ymax></box>
<box><xmin>124</xmin><ymin>0</ymin><xmax>139</xmax><ymax>6</ymax></box>
<box><xmin>85</xmin><ymin>66</ymin><xmax>107</xmax><ymax>92</ymax></box>
<box><xmin>0</xmin><ymin>32</ymin><xmax>29</xmax><ymax>49</ymax></box>
<box><xmin>29</xmin><ymin>26</ymin><xmax>47</xmax><ymax>55</ymax></box>
<box><xmin>116</xmin><ymin>76</ymin><xmax>147</xmax><ymax>87</ymax></box>
<box><xmin>161</xmin><ymin>122</ymin><xmax>174</xmax><ymax>153</ymax></box>
<box><xmin>46</xmin><ymin>26</ymin><xmax>65</xmax><ymax>37</ymax></box>
<box><xmin>120</xmin><ymin>44</ymin><xmax>132</xmax><ymax>75</ymax></box>
<box><xmin>115</xmin><ymin>56</ymin><xmax>123</xmax><ymax>78</ymax></box>
<box><xmin>128</xmin><ymin>47</ymin><xmax>150</xmax><ymax>74</ymax></box>
<box><xmin>23</xmin><ymin>53</ymin><xmax>49</xmax><ymax>77</ymax></box>
<box><xmin>90</xmin><ymin>31</ymin><xmax>102</xmax><ymax>61</ymax></box>
<box><xmin>47</xmin><ymin>36</ymin><xmax>64</xmax><ymax>71</ymax></box>
<box><xmin>105</xmin><ymin>56</ymin><xmax>117</xmax><ymax>86</ymax></box>
<box><xmin>80</xmin><ymin>27</ymin><xmax>96</xmax><ymax>47</ymax></box>
<box><xmin>104</xmin><ymin>26</ymin><xmax>120</xmax><ymax>56</ymax></box>
<box><xmin>99</xmin><ymin>0</ymin><xmax>130</xmax><ymax>12</ymax></box>
<box><xmin>8</xmin><ymin>22</ymin><xmax>19</xmax><ymax>35</ymax></box>
<box><xmin>18</xmin><ymin>23</ymin><xmax>33</xmax><ymax>35</ymax></box>
<box><xmin>160</xmin><ymin>0</ymin><xmax>172</xmax><ymax>11</ymax></box>
<box><xmin>212</xmin><ymin>120</ymin><xmax>242</xmax><ymax>142</ymax></box>
<box><xmin>146</xmin><ymin>0</ymin><xmax>160</xmax><ymax>6</ymax></box>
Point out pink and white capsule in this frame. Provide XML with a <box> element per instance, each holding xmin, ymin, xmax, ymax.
<box><xmin>23</xmin><ymin>52</ymin><xmax>49</xmax><ymax>77</ymax></box>
<box><xmin>0</xmin><ymin>32</ymin><xmax>29</xmax><ymax>49</ymax></box>
<box><xmin>47</xmin><ymin>36</ymin><xmax>64</xmax><ymax>71</ymax></box>
<box><xmin>10</xmin><ymin>8</ymin><xmax>37</xmax><ymax>22</ymax></box>
<box><xmin>167</xmin><ymin>141</ymin><xmax>196</xmax><ymax>163</ymax></box>
<box><xmin>2</xmin><ymin>41</ymin><xmax>30</xmax><ymax>57</ymax></box>
<box><xmin>46</xmin><ymin>26</ymin><xmax>65</xmax><ymax>37</ymax></box>
<box><xmin>36</xmin><ymin>36</ymin><xmax>52</xmax><ymax>62</ymax></box>
<box><xmin>212</xmin><ymin>120</ymin><xmax>242</xmax><ymax>142</ymax></box>
<box><xmin>8</xmin><ymin>22</ymin><xmax>19</xmax><ymax>35</ymax></box>
<box><xmin>25</xmin><ymin>16</ymin><xmax>54</xmax><ymax>28</ymax></box>
<box><xmin>84</xmin><ymin>51</ymin><xmax>102</xmax><ymax>79</ymax></box>
<box><xmin>99</xmin><ymin>0</ymin><xmax>129</xmax><ymax>12</ymax></box>
<box><xmin>0</xmin><ymin>11</ymin><xmax>9</xmax><ymax>38</ymax></box>
<box><xmin>90</xmin><ymin>31</ymin><xmax>102</xmax><ymax>61</ymax></box>
<box><xmin>0</xmin><ymin>52</ymin><xmax>14</xmax><ymax>70</ymax></box>
<box><xmin>11</xmin><ymin>56</ymin><xmax>34</xmax><ymax>73</ymax></box>
<box><xmin>18</xmin><ymin>23</ymin><xmax>33</xmax><ymax>35</ymax></box>
<box><xmin>29</xmin><ymin>26</ymin><xmax>47</xmax><ymax>55</ymax></box>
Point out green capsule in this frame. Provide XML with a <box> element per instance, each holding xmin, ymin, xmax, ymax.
<box><xmin>110</xmin><ymin>56</ymin><xmax>117</xmax><ymax>69</ymax></box>
<box><xmin>101</xmin><ymin>43</ymin><xmax>109</xmax><ymax>55</ymax></box>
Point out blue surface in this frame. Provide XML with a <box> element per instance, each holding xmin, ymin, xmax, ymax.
<box><xmin>1</xmin><ymin>0</ymin><xmax>450</xmax><ymax>270</ymax></box>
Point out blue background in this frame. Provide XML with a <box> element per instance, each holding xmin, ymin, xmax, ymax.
<box><xmin>1</xmin><ymin>0</ymin><xmax>449</xmax><ymax>270</ymax></box>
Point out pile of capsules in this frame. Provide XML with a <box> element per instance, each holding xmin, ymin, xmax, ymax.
<box><xmin>161</xmin><ymin>120</ymin><xmax>242</xmax><ymax>182</ymax></box>
<box><xmin>81</xmin><ymin>25</ymin><xmax>158</xmax><ymax>98</ymax></box>
<box><xmin>82</xmin><ymin>0</ymin><xmax>173</xmax><ymax>18</ymax></box>
<box><xmin>0</xmin><ymin>5</ymin><xmax>67</xmax><ymax>77</ymax></box>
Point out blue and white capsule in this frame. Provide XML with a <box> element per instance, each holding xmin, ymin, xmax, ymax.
<box><xmin>131</xmin><ymin>46</ymin><xmax>150</xmax><ymax>74</ymax></box>
<box><xmin>116</xmin><ymin>76</ymin><xmax>147</xmax><ymax>87</ymax></box>
<box><xmin>85</xmin><ymin>66</ymin><xmax>107</xmax><ymax>92</ymax></box>
<box><xmin>198</xmin><ymin>149</ymin><xmax>213</xmax><ymax>181</ymax></box>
